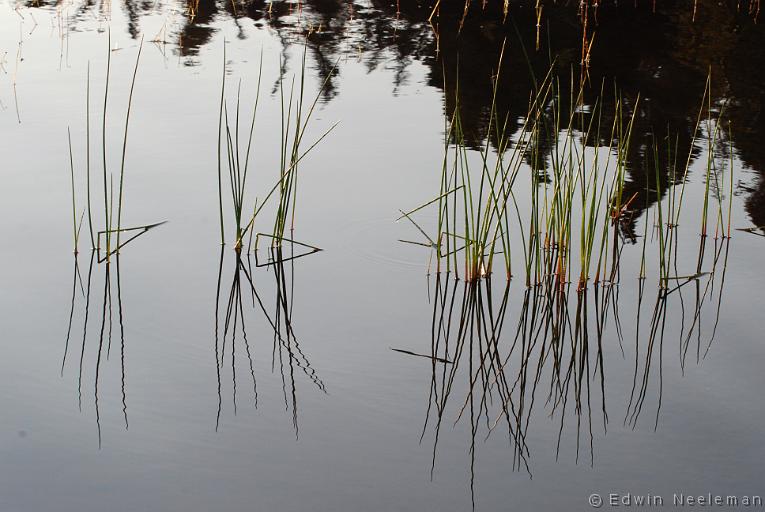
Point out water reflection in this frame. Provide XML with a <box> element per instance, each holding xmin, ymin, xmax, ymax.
<box><xmin>22</xmin><ymin>0</ymin><xmax>765</xmax><ymax>227</ymax></box>
<box><xmin>31</xmin><ymin>0</ymin><xmax>765</xmax><ymax>233</ymax></box>
<box><xmin>213</xmin><ymin>244</ymin><xmax>325</xmax><ymax>434</ymax></box>
<box><xmin>416</xmin><ymin>275</ymin><xmax>607</xmax><ymax>505</ymax></box>
<box><xmin>412</xmin><ymin>233</ymin><xmax>731</xmax><ymax>503</ymax></box>
<box><xmin>61</xmin><ymin>253</ymin><xmax>129</xmax><ymax>448</ymax></box>
<box><xmin>626</xmin><ymin>237</ymin><xmax>731</xmax><ymax>428</ymax></box>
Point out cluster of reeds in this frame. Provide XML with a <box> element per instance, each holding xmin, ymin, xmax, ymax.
<box><xmin>638</xmin><ymin>75</ymin><xmax>735</xmax><ymax>290</ymax></box>
<box><xmin>398</xmin><ymin>64</ymin><xmax>738</xmax><ymax>504</ymax></box>
<box><xmin>517</xmin><ymin>81</ymin><xmax>639</xmax><ymax>291</ymax></box>
<box><xmin>402</xmin><ymin>64</ymin><xmax>635</xmax><ymax>288</ymax></box>
<box><xmin>401</xmin><ymin>45</ymin><xmax>521</xmax><ymax>282</ymax></box>
<box><xmin>66</xmin><ymin>33</ymin><xmax>163</xmax><ymax>262</ymax></box>
<box><xmin>216</xmin><ymin>42</ymin><xmax>336</xmax><ymax>253</ymax></box>
<box><xmin>403</xmin><ymin>59</ymin><xmax>734</xmax><ymax>293</ymax></box>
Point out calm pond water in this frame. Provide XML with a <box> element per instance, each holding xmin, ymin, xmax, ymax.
<box><xmin>1</xmin><ymin>1</ymin><xmax>764</xmax><ymax>511</ymax></box>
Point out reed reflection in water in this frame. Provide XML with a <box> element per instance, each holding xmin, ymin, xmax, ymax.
<box><xmin>213</xmin><ymin>242</ymin><xmax>325</xmax><ymax>434</ymax></box>
<box><xmin>61</xmin><ymin>253</ymin><xmax>129</xmax><ymax>448</ymax></box>
<box><xmin>411</xmin><ymin>233</ymin><xmax>731</xmax><ymax>505</ymax></box>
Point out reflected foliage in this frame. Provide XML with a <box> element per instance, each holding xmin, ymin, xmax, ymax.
<box><xmin>27</xmin><ymin>0</ymin><xmax>765</xmax><ymax>226</ymax></box>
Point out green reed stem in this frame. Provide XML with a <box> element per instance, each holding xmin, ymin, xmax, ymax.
<box><xmin>86</xmin><ymin>61</ymin><xmax>94</xmax><ymax>248</ymax></box>
<box><xmin>68</xmin><ymin>127</ymin><xmax>78</xmax><ymax>254</ymax></box>
<box><xmin>116</xmin><ymin>37</ymin><xmax>144</xmax><ymax>253</ymax></box>
<box><xmin>101</xmin><ymin>30</ymin><xmax>112</xmax><ymax>258</ymax></box>
<box><xmin>217</xmin><ymin>41</ymin><xmax>227</xmax><ymax>245</ymax></box>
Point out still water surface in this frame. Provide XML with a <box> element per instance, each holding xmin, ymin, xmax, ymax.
<box><xmin>1</xmin><ymin>1</ymin><xmax>764</xmax><ymax>510</ymax></box>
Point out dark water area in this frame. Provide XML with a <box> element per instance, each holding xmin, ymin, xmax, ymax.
<box><xmin>1</xmin><ymin>1</ymin><xmax>764</xmax><ymax>511</ymax></box>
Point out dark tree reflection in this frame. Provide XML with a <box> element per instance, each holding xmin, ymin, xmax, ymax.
<box><xmin>28</xmin><ymin>0</ymin><xmax>765</xmax><ymax>228</ymax></box>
